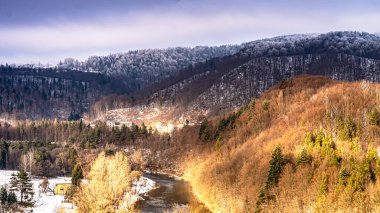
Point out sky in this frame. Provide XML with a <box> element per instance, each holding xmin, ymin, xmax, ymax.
<box><xmin>0</xmin><ymin>0</ymin><xmax>380</xmax><ymax>64</ymax></box>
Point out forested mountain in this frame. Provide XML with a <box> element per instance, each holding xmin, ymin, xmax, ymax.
<box><xmin>0</xmin><ymin>65</ymin><xmax>127</xmax><ymax>119</ymax></box>
<box><xmin>2</xmin><ymin>31</ymin><xmax>380</xmax><ymax>121</ymax></box>
<box><xmin>57</xmin><ymin>46</ymin><xmax>242</xmax><ymax>91</ymax></box>
<box><xmin>94</xmin><ymin>32</ymin><xmax>380</xmax><ymax>127</ymax></box>
<box><xmin>241</xmin><ymin>31</ymin><xmax>380</xmax><ymax>59</ymax></box>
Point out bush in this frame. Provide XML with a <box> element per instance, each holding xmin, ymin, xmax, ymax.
<box><xmin>303</xmin><ymin>131</ymin><xmax>324</xmax><ymax>148</ymax></box>
<box><xmin>262</xmin><ymin>100</ymin><xmax>270</xmax><ymax>111</ymax></box>
<box><xmin>337</xmin><ymin>116</ymin><xmax>357</xmax><ymax>141</ymax></box>
<box><xmin>303</xmin><ymin>131</ymin><xmax>340</xmax><ymax>166</ymax></box>
<box><xmin>199</xmin><ymin>119</ymin><xmax>213</xmax><ymax>142</ymax></box>
<box><xmin>7</xmin><ymin>192</ymin><xmax>17</xmax><ymax>204</ymax></box>
<box><xmin>0</xmin><ymin>187</ymin><xmax>7</xmax><ymax>205</ymax></box>
<box><xmin>74</xmin><ymin>152</ymin><xmax>133</xmax><ymax>212</ymax></box>
<box><xmin>347</xmin><ymin>161</ymin><xmax>371</xmax><ymax>192</ymax></box>
<box><xmin>339</xmin><ymin>167</ymin><xmax>350</xmax><ymax>186</ymax></box>
<box><xmin>368</xmin><ymin>109</ymin><xmax>380</xmax><ymax>126</ymax></box>
<box><xmin>321</xmin><ymin>135</ymin><xmax>340</xmax><ymax>166</ymax></box>
<box><xmin>71</xmin><ymin>163</ymin><xmax>84</xmax><ymax>187</ymax></box>
<box><xmin>215</xmin><ymin>112</ymin><xmax>240</xmax><ymax>138</ymax></box>
<box><xmin>296</xmin><ymin>149</ymin><xmax>312</xmax><ymax>166</ymax></box>
<box><xmin>318</xmin><ymin>174</ymin><xmax>328</xmax><ymax>197</ymax></box>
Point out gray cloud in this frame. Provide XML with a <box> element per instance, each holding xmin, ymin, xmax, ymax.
<box><xmin>1</xmin><ymin>0</ymin><xmax>379</xmax><ymax>64</ymax></box>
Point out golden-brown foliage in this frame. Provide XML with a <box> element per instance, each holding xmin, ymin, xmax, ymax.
<box><xmin>74</xmin><ymin>151</ymin><xmax>134</xmax><ymax>213</ymax></box>
<box><xmin>184</xmin><ymin>76</ymin><xmax>380</xmax><ymax>212</ymax></box>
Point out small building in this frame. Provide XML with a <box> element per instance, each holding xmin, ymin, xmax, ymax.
<box><xmin>54</xmin><ymin>183</ymin><xmax>72</xmax><ymax>195</ymax></box>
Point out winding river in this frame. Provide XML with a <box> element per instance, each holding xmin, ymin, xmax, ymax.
<box><xmin>137</xmin><ymin>173</ymin><xmax>209</xmax><ymax>212</ymax></box>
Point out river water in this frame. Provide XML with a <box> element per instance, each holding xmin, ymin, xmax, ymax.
<box><xmin>137</xmin><ymin>173</ymin><xmax>209</xmax><ymax>213</ymax></box>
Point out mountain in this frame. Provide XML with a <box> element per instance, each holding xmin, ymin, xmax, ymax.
<box><xmin>57</xmin><ymin>46</ymin><xmax>243</xmax><ymax>92</ymax></box>
<box><xmin>1</xmin><ymin>31</ymin><xmax>380</xmax><ymax>122</ymax></box>
<box><xmin>94</xmin><ymin>31</ymin><xmax>380</xmax><ymax>128</ymax></box>
<box><xmin>0</xmin><ymin>65</ymin><xmax>128</xmax><ymax>119</ymax></box>
<box><xmin>182</xmin><ymin>75</ymin><xmax>380</xmax><ymax>212</ymax></box>
<box><xmin>0</xmin><ymin>45</ymin><xmax>242</xmax><ymax>120</ymax></box>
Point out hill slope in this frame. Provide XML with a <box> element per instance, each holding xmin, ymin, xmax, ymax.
<box><xmin>2</xmin><ymin>31</ymin><xmax>380</xmax><ymax>121</ymax></box>
<box><xmin>0</xmin><ymin>66</ymin><xmax>127</xmax><ymax>119</ymax></box>
<box><xmin>184</xmin><ymin>75</ymin><xmax>380</xmax><ymax>212</ymax></box>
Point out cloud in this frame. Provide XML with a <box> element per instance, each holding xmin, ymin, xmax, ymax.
<box><xmin>1</xmin><ymin>5</ymin><xmax>380</xmax><ymax>64</ymax></box>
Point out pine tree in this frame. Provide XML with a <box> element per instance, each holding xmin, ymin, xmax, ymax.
<box><xmin>0</xmin><ymin>187</ymin><xmax>7</xmax><ymax>205</ymax></box>
<box><xmin>7</xmin><ymin>192</ymin><xmax>17</xmax><ymax>204</ymax></box>
<box><xmin>9</xmin><ymin>170</ymin><xmax>34</xmax><ymax>203</ymax></box>
<box><xmin>0</xmin><ymin>140</ymin><xmax>8</xmax><ymax>169</ymax></box>
<box><xmin>266</xmin><ymin>146</ymin><xmax>285</xmax><ymax>189</ymax></box>
<box><xmin>369</xmin><ymin>109</ymin><xmax>380</xmax><ymax>126</ymax></box>
<box><xmin>71</xmin><ymin>163</ymin><xmax>84</xmax><ymax>187</ymax></box>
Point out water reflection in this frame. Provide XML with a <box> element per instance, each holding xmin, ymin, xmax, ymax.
<box><xmin>137</xmin><ymin>173</ymin><xmax>209</xmax><ymax>213</ymax></box>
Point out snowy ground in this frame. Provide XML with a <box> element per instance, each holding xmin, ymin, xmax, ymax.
<box><xmin>0</xmin><ymin>170</ymin><xmax>156</xmax><ymax>213</ymax></box>
<box><xmin>0</xmin><ymin>170</ymin><xmax>69</xmax><ymax>213</ymax></box>
<box><xmin>31</xmin><ymin>177</ymin><xmax>72</xmax><ymax>213</ymax></box>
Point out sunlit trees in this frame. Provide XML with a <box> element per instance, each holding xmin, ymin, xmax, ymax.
<box><xmin>74</xmin><ymin>151</ymin><xmax>133</xmax><ymax>213</ymax></box>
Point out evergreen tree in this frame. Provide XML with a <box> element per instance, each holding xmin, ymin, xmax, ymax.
<box><xmin>199</xmin><ymin>119</ymin><xmax>213</xmax><ymax>142</ymax></box>
<box><xmin>7</xmin><ymin>192</ymin><xmax>17</xmax><ymax>204</ymax></box>
<box><xmin>0</xmin><ymin>187</ymin><xmax>7</xmax><ymax>205</ymax></box>
<box><xmin>369</xmin><ymin>109</ymin><xmax>380</xmax><ymax>126</ymax></box>
<box><xmin>0</xmin><ymin>140</ymin><xmax>8</xmax><ymax>169</ymax></box>
<box><xmin>9</xmin><ymin>170</ymin><xmax>34</xmax><ymax>203</ymax></box>
<box><xmin>71</xmin><ymin>163</ymin><xmax>84</xmax><ymax>187</ymax></box>
<box><xmin>296</xmin><ymin>149</ymin><xmax>312</xmax><ymax>166</ymax></box>
<box><xmin>266</xmin><ymin>146</ymin><xmax>286</xmax><ymax>189</ymax></box>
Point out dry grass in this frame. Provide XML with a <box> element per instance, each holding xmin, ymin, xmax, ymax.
<box><xmin>184</xmin><ymin>76</ymin><xmax>380</xmax><ymax>212</ymax></box>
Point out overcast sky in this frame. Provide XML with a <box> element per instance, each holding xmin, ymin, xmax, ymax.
<box><xmin>1</xmin><ymin>0</ymin><xmax>380</xmax><ymax>64</ymax></box>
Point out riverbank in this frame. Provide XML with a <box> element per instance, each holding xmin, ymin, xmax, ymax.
<box><xmin>137</xmin><ymin>173</ymin><xmax>211</xmax><ymax>213</ymax></box>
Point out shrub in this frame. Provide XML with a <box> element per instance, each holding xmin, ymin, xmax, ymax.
<box><xmin>255</xmin><ymin>187</ymin><xmax>267</xmax><ymax>213</ymax></box>
<box><xmin>71</xmin><ymin>163</ymin><xmax>84</xmax><ymax>187</ymax></box>
<box><xmin>199</xmin><ymin>119</ymin><xmax>213</xmax><ymax>142</ymax></box>
<box><xmin>7</xmin><ymin>191</ymin><xmax>17</xmax><ymax>204</ymax></box>
<box><xmin>247</xmin><ymin>99</ymin><xmax>256</xmax><ymax>109</ymax></box>
<box><xmin>0</xmin><ymin>187</ymin><xmax>7</xmax><ymax>205</ymax></box>
<box><xmin>214</xmin><ymin>112</ymin><xmax>240</xmax><ymax>139</ymax></box>
<box><xmin>368</xmin><ymin>109</ymin><xmax>380</xmax><ymax>126</ymax></box>
<box><xmin>296</xmin><ymin>149</ymin><xmax>312</xmax><ymax>166</ymax></box>
<box><xmin>321</xmin><ymin>135</ymin><xmax>340</xmax><ymax>166</ymax></box>
<box><xmin>214</xmin><ymin>136</ymin><xmax>223</xmax><ymax>153</ymax></box>
<box><xmin>347</xmin><ymin>161</ymin><xmax>371</xmax><ymax>192</ymax></box>
<box><xmin>262</xmin><ymin>100</ymin><xmax>270</xmax><ymax>111</ymax></box>
<box><xmin>337</xmin><ymin>116</ymin><xmax>357</xmax><ymax>141</ymax></box>
<box><xmin>339</xmin><ymin>167</ymin><xmax>350</xmax><ymax>186</ymax></box>
<box><xmin>303</xmin><ymin>132</ymin><xmax>315</xmax><ymax>148</ymax></box>
<box><xmin>74</xmin><ymin>152</ymin><xmax>133</xmax><ymax>213</ymax></box>
<box><xmin>318</xmin><ymin>174</ymin><xmax>328</xmax><ymax>197</ymax></box>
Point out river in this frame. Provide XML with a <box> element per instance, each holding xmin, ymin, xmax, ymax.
<box><xmin>137</xmin><ymin>173</ymin><xmax>210</xmax><ymax>213</ymax></box>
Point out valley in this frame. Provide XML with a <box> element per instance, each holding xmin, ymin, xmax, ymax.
<box><xmin>1</xmin><ymin>31</ymin><xmax>380</xmax><ymax>212</ymax></box>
